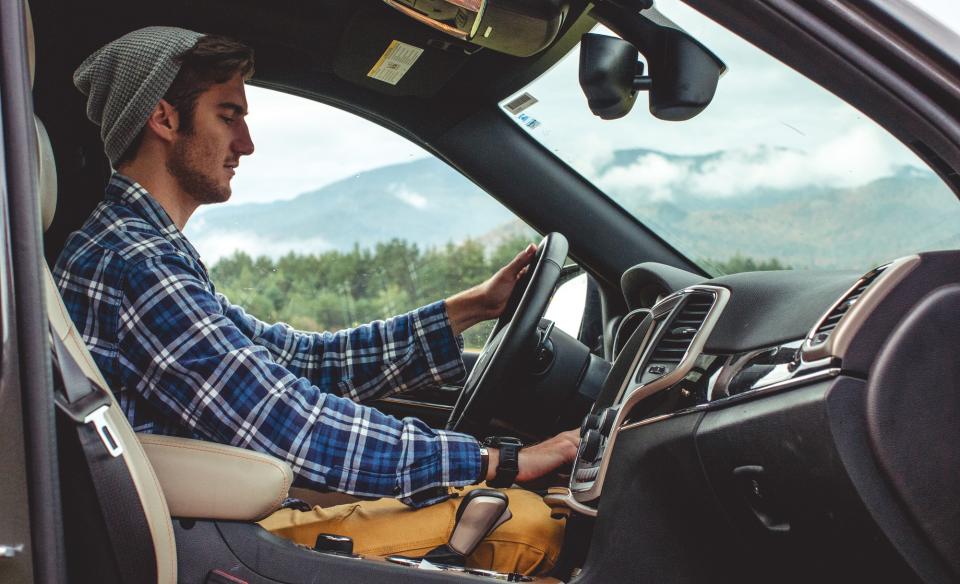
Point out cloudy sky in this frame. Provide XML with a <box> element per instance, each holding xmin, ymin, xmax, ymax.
<box><xmin>201</xmin><ymin>0</ymin><xmax>958</xmax><ymax>212</ymax></box>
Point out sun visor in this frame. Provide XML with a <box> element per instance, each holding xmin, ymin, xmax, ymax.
<box><xmin>334</xmin><ymin>6</ymin><xmax>474</xmax><ymax>97</ymax></box>
<box><xmin>383</xmin><ymin>0</ymin><xmax>567</xmax><ymax>57</ymax></box>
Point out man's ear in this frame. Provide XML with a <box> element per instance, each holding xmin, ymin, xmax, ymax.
<box><xmin>143</xmin><ymin>99</ymin><xmax>180</xmax><ymax>144</ymax></box>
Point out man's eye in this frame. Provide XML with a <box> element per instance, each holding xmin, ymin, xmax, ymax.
<box><xmin>221</xmin><ymin>116</ymin><xmax>235</xmax><ymax>125</ymax></box>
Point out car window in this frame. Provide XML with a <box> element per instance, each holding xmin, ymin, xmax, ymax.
<box><xmin>186</xmin><ymin>87</ymin><xmax>538</xmax><ymax>350</ymax></box>
<box><xmin>908</xmin><ymin>0</ymin><xmax>960</xmax><ymax>35</ymax></box>
<box><xmin>544</xmin><ymin>272</ymin><xmax>588</xmax><ymax>338</ymax></box>
<box><xmin>498</xmin><ymin>1</ymin><xmax>959</xmax><ymax>276</ymax></box>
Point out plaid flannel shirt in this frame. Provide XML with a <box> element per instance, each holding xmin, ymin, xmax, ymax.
<box><xmin>53</xmin><ymin>173</ymin><xmax>481</xmax><ymax>506</ymax></box>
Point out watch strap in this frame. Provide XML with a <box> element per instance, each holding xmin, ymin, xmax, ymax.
<box><xmin>477</xmin><ymin>446</ymin><xmax>489</xmax><ymax>484</ymax></box>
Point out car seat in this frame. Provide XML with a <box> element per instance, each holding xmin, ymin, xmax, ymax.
<box><xmin>28</xmin><ymin>9</ymin><xmax>298</xmax><ymax>583</ymax></box>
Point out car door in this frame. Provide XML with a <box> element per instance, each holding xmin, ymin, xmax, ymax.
<box><xmin>1</xmin><ymin>2</ymin><xmax>64</xmax><ymax>582</ymax></box>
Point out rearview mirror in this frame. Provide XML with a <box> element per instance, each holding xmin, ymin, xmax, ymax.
<box><xmin>579</xmin><ymin>19</ymin><xmax>725</xmax><ymax>121</ymax></box>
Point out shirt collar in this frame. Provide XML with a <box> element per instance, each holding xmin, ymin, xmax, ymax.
<box><xmin>105</xmin><ymin>173</ymin><xmax>203</xmax><ymax>262</ymax></box>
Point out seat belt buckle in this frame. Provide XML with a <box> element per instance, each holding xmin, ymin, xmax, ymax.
<box><xmin>52</xmin><ymin>366</ymin><xmax>123</xmax><ymax>458</ymax></box>
<box><xmin>83</xmin><ymin>405</ymin><xmax>123</xmax><ymax>458</ymax></box>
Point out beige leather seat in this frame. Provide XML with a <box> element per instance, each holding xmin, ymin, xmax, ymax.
<box><xmin>28</xmin><ymin>8</ymin><xmax>293</xmax><ymax>582</ymax></box>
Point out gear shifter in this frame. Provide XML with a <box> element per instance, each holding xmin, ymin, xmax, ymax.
<box><xmin>447</xmin><ymin>488</ymin><xmax>512</xmax><ymax>556</ymax></box>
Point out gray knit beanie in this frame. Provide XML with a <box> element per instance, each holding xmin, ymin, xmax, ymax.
<box><xmin>73</xmin><ymin>26</ymin><xmax>205</xmax><ymax>166</ymax></box>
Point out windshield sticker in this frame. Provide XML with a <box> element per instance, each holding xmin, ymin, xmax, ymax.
<box><xmin>504</xmin><ymin>92</ymin><xmax>539</xmax><ymax>115</ymax></box>
<box><xmin>517</xmin><ymin>113</ymin><xmax>541</xmax><ymax>130</ymax></box>
<box><xmin>368</xmin><ymin>40</ymin><xmax>424</xmax><ymax>86</ymax></box>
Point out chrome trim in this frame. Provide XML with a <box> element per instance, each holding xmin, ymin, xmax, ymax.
<box><xmin>544</xmin><ymin>488</ymin><xmax>599</xmax><ymax>518</ymax></box>
<box><xmin>710</xmin><ymin>339</ymin><xmax>832</xmax><ymax>401</ymax></box>
<box><xmin>619</xmin><ymin>367</ymin><xmax>841</xmax><ymax>432</ymax></box>
<box><xmin>377</xmin><ymin>396</ymin><xmax>454</xmax><ymax>412</ymax></box>
<box><xmin>802</xmin><ymin>255</ymin><xmax>919</xmax><ymax>361</ymax></box>
<box><xmin>559</xmin><ymin>490</ymin><xmax>598</xmax><ymax>518</ymax></box>
<box><xmin>612</xmin><ymin>308</ymin><xmax>651</xmax><ymax>359</ymax></box>
<box><xmin>573</xmin><ymin>285</ymin><xmax>730</xmax><ymax>502</ymax></box>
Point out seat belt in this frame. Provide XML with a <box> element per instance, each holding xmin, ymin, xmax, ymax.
<box><xmin>50</xmin><ymin>330</ymin><xmax>158</xmax><ymax>583</ymax></box>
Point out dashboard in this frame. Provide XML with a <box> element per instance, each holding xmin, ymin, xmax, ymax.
<box><xmin>565</xmin><ymin>251</ymin><xmax>960</xmax><ymax>583</ymax></box>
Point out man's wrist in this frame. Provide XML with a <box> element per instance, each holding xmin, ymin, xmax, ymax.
<box><xmin>483</xmin><ymin>437</ymin><xmax>522</xmax><ymax>487</ymax></box>
<box><xmin>445</xmin><ymin>288</ymin><xmax>488</xmax><ymax>336</ymax></box>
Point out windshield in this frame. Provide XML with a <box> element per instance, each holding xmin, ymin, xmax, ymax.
<box><xmin>499</xmin><ymin>0</ymin><xmax>959</xmax><ymax>276</ymax></box>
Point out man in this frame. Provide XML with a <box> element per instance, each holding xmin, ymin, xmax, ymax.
<box><xmin>55</xmin><ymin>27</ymin><xmax>579</xmax><ymax>575</ymax></box>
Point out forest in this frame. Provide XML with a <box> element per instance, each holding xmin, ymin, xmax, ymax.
<box><xmin>209</xmin><ymin>235</ymin><xmax>788</xmax><ymax>349</ymax></box>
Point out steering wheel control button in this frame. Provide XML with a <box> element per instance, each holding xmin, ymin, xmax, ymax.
<box><xmin>581</xmin><ymin>429</ymin><xmax>602</xmax><ymax>463</ymax></box>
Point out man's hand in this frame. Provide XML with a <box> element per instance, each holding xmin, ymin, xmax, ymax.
<box><xmin>446</xmin><ymin>244</ymin><xmax>537</xmax><ymax>335</ymax></box>
<box><xmin>484</xmin><ymin>429</ymin><xmax>580</xmax><ymax>484</ymax></box>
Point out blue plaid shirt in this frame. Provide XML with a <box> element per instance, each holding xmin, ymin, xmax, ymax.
<box><xmin>54</xmin><ymin>173</ymin><xmax>481</xmax><ymax>506</ymax></box>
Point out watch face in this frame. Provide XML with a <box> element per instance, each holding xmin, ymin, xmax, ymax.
<box><xmin>485</xmin><ymin>436</ymin><xmax>523</xmax><ymax>447</ymax></box>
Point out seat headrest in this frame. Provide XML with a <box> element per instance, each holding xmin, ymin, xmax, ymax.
<box><xmin>27</xmin><ymin>1</ymin><xmax>55</xmax><ymax>231</ymax></box>
<box><xmin>36</xmin><ymin>117</ymin><xmax>57</xmax><ymax>232</ymax></box>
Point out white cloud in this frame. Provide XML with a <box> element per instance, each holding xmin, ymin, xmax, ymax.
<box><xmin>594</xmin><ymin>126</ymin><xmax>915</xmax><ymax>201</ymax></box>
<box><xmin>598</xmin><ymin>153</ymin><xmax>689</xmax><ymax>201</ymax></box>
<box><xmin>567</xmin><ymin>134</ymin><xmax>615</xmax><ymax>181</ymax></box>
<box><xmin>688</xmin><ymin>147</ymin><xmax>807</xmax><ymax>196</ymax></box>
<box><xmin>389</xmin><ymin>183</ymin><xmax>428</xmax><ymax>209</ymax></box>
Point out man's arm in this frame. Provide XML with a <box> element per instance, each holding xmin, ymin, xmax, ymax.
<box><xmin>217</xmin><ymin>295</ymin><xmax>465</xmax><ymax>403</ymax></box>
<box><xmin>118</xmin><ymin>253</ymin><xmax>479</xmax><ymax>506</ymax></box>
<box><xmin>483</xmin><ymin>429</ymin><xmax>580</xmax><ymax>483</ymax></box>
<box><xmin>215</xmin><ymin>243</ymin><xmax>536</xmax><ymax>400</ymax></box>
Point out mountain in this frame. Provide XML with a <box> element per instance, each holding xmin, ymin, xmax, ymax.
<box><xmin>186</xmin><ymin>147</ymin><xmax>959</xmax><ymax>271</ymax></box>
<box><xmin>599</xmin><ymin>148</ymin><xmax>958</xmax><ymax>269</ymax></box>
<box><xmin>186</xmin><ymin>157</ymin><xmax>514</xmax><ymax>259</ymax></box>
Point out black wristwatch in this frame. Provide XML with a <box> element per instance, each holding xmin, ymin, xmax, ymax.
<box><xmin>482</xmin><ymin>436</ymin><xmax>523</xmax><ymax>488</ymax></box>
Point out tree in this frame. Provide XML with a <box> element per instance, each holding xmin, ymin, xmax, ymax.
<box><xmin>709</xmin><ymin>253</ymin><xmax>790</xmax><ymax>275</ymax></box>
<box><xmin>208</xmin><ymin>236</ymin><xmax>557</xmax><ymax>353</ymax></box>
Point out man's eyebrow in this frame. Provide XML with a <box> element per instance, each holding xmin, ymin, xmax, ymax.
<box><xmin>218</xmin><ymin>102</ymin><xmax>248</xmax><ymax>116</ymax></box>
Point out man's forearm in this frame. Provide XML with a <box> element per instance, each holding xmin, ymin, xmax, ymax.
<box><xmin>445</xmin><ymin>287</ymin><xmax>492</xmax><ymax>336</ymax></box>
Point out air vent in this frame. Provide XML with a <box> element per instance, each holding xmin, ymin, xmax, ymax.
<box><xmin>649</xmin><ymin>292</ymin><xmax>715</xmax><ymax>364</ymax></box>
<box><xmin>810</xmin><ymin>265</ymin><xmax>889</xmax><ymax>346</ymax></box>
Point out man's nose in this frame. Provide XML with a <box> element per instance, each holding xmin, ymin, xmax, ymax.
<box><xmin>234</xmin><ymin>120</ymin><xmax>254</xmax><ymax>156</ymax></box>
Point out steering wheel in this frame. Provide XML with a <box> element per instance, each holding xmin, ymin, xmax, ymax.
<box><xmin>446</xmin><ymin>232</ymin><xmax>568</xmax><ymax>433</ymax></box>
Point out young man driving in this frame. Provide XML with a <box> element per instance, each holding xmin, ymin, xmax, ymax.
<box><xmin>55</xmin><ymin>27</ymin><xmax>579</xmax><ymax>575</ymax></box>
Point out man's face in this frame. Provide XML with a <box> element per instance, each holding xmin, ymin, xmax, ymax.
<box><xmin>166</xmin><ymin>73</ymin><xmax>254</xmax><ymax>205</ymax></box>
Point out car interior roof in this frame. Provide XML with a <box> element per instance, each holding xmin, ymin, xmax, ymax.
<box><xmin>30</xmin><ymin>0</ymin><xmax>960</xmax><ymax>276</ymax></box>
<box><xmin>33</xmin><ymin>0</ymin><xmax>590</xmax><ymax>133</ymax></box>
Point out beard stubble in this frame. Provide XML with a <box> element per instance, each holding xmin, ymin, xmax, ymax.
<box><xmin>166</xmin><ymin>131</ymin><xmax>232</xmax><ymax>205</ymax></box>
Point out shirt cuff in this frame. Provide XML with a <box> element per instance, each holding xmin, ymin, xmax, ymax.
<box><xmin>411</xmin><ymin>300</ymin><xmax>466</xmax><ymax>385</ymax></box>
<box><xmin>401</xmin><ymin>431</ymin><xmax>482</xmax><ymax>508</ymax></box>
